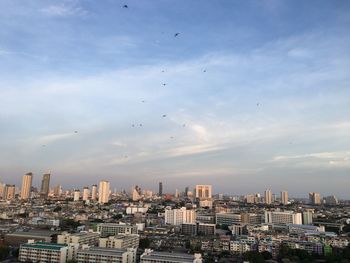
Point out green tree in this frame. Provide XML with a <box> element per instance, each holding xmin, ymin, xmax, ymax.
<box><xmin>139</xmin><ymin>238</ymin><xmax>151</xmax><ymax>249</ymax></box>
<box><xmin>0</xmin><ymin>246</ymin><xmax>10</xmax><ymax>261</ymax></box>
<box><xmin>243</xmin><ymin>251</ymin><xmax>265</xmax><ymax>263</ymax></box>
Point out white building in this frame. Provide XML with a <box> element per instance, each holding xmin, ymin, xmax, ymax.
<box><xmin>77</xmin><ymin>247</ymin><xmax>136</xmax><ymax>263</ymax></box>
<box><xmin>281</xmin><ymin>191</ymin><xmax>289</xmax><ymax>205</ymax></box>
<box><xmin>99</xmin><ymin>234</ymin><xmax>139</xmax><ymax>249</ymax></box>
<box><xmin>57</xmin><ymin>232</ymin><xmax>100</xmax><ymax>247</ymax></box>
<box><xmin>216</xmin><ymin>213</ymin><xmax>242</xmax><ymax>226</ymax></box>
<box><xmin>264</xmin><ymin>189</ymin><xmax>272</xmax><ymax>205</ymax></box>
<box><xmin>264</xmin><ymin>211</ymin><xmax>302</xmax><ymax>225</ymax></box>
<box><xmin>21</xmin><ymin>173</ymin><xmax>33</xmax><ymax>200</ymax></box>
<box><xmin>97</xmin><ymin>223</ymin><xmax>138</xmax><ymax>236</ymax></box>
<box><xmin>73</xmin><ymin>190</ymin><xmax>80</xmax><ymax>201</ymax></box>
<box><xmin>19</xmin><ymin>241</ymin><xmax>78</xmax><ymax>263</ymax></box>
<box><xmin>140</xmin><ymin>249</ymin><xmax>202</xmax><ymax>263</ymax></box>
<box><xmin>165</xmin><ymin>207</ymin><xmax>196</xmax><ymax>225</ymax></box>
<box><xmin>91</xmin><ymin>184</ymin><xmax>97</xmax><ymax>201</ymax></box>
<box><xmin>82</xmin><ymin>187</ymin><xmax>90</xmax><ymax>201</ymax></box>
<box><xmin>98</xmin><ymin>180</ymin><xmax>110</xmax><ymax>204</ymax></box>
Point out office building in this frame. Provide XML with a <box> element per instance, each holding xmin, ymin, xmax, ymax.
<box><xmin>91</xmin><ymin>184</ymin><xmax>97</xmax><ymax>201</ymax></box>
<box><xmin>181</xmin><ymin>223</ymin><xmax>216</xmax><ymax>236</ymax></box>
<box><xmin>309</xmin><ymin>192</ymin><xmax>321</xmax><ymax>205</ymax></box>
<box><xmin>77</xmin><ymin>247</ymin><xmax>136</xmax><ymax>263</ymax></box>
<box><xmin>158</xmin><ymin>182</ymin><xmax>163</xmax><ymax>196</ymax></box>
<box><xmin>264</xmin><ymin>189</ymin><xmax>272</xmax><ymax>205</ymax></box>
<box><xmin>98</xmin><ymin>180</ymin><xmax>110</xmax><ymax>204</ymax></box>
<box><xmin>264</xmin><ymin>211</ymin><xmax>302</xmax><ymax>225</ymax></box>
<box><xmin>57</xmin><ymin>232</ymin><xmax>100</xmax><ymax>247</ymax></box>
<box><xmin>165</xmin><ymin>207</ymin><xmax>196</xmax><ymax>225</ymax></box>
<box><xmin>73</xmin><ymin>190</ymin><xmax>80</xmax><ymax>201</ymax></box>
<box><xmin>216</xmin><ymin>213</ymin><xmax>242</xmax><ymax>226</ymax></box>
<box><xmin>97</xmin><ymin>223</ymin><xmax>138</xmax><ymax>237</ymax></box>
<box><xmin>40</xmin><ymin>173</ymin><xmax>51</xmax><ymax>198</ymax></box>
<box><xmin>140</xmin><ymin>249</ymin><xmax>202</xmax><ymax>263</ymax></box>
<box><xmin>195</xmin><ymin>185</ymin><xmax>212</xmax><ymax>199</ymax></box>
<box><xmin>240</xmin><ymin>213</ymin><xmax>263</xmax><ymax>225</ymax></box>
<box><xmin>99</xmin><ymin>234</ymin><xmax>139</xmax><ymax>249</ymax></box>
<box><xmin>302</xmin><ymin>209</ymin><xmax>314</xmax><ymax>225</ymax></box>
<box><xmin>83</xmin><ymin>187</ymin><xmax>90</xmax><ymax>201</ymax></box>
<box><xmin>53</xmin><ymin>185</ymin><xmax>62</xmax><ymax>197</ymax></box>
<box><xmin>19</xmin><ymin>241</ymin><xmax>77</xmax><ymax>263</ymax></box>
<box><xmin>21</xmin><ymin>172</ymin><xmax>33</xmax><ymax>200</ymax></box>
<box><xmin>3</xmin><ymin>184</ymin><xmax>15</xmax><ymax>200</ymax></box>
<box><xmin>281</xmin><ymin>191</ymin><xmax>289</xmax><ymax>205</ymax></box>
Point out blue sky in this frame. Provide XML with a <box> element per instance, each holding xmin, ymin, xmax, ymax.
<box><xmin>0</xmin><ymin>0</ymin><xmax>349</xmax><ymax>198</ymax></box>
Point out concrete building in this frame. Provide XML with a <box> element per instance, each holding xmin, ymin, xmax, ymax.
<box><xmin>182</xmin><ymin>223</ymin><xmax>216</xmax><ymax>236</ymax></box>
<box><xmin>216</xmin><ymin>213</ymin><xmax>242</xmax><ymax>226</ymax></box>
<box><xmin>5</xmin><ymin>230</ymin><xmax>57</xmax><ymax>247</ymax></box>
<box><xmin>73</xmin><ymin>189</ymin><xmax>80</xmax><ymax>201</ymax></box>
<box><xmin>264</xmin><ymin>211</ymin><xmax>302</xmax><ymax>225</ymax></box>
<box><xmin>2</xmin><ymin>184</ymin><xmax>15</xmax><ymax>200</ymax></box>
<box><xmin>77</xmin><ymin>247</ymin><xmax>136</xmax><ymax>263</ymax></box>
<box><xmin>309</xmin><ymin>192</ymin><xmax>321</xmax><ymax>205</ymax></box>
<box><xmin>19</xmin><ymin>241</ymin><xmax>77</xmax><ymax>263</ymax></box>
<box><xmin>302</xmin><ymin>209</ymin><xmax>314</xmax><ymax>225</ymax></box>
<box><xmin>82</xmin><ymin>187</ymin><xmax>90</xmax><ymax>201</ymax></box>
<box><xmin>324</xmin><ymin>195</ymin><xmax>339</xmax><ymax>205</ymax></box>
<box><xmin>195</xmin><ymin>185</ymin><xmax>212</xmax><ymax>199</ymax></box>
<box><xmin>165</xmin><ymin>207</ymin><xmax>196</xmax><ymax>225</ymax></box>
<box><xmin>281</xmin><ymin>191</ymin><xmax>289</xmax><ymax>205</ymax></box>
<box><xmin>91</xmin><ymin>184</ymin><xmax>97</xmax><ymax>201</ymax></box>
<box><xmin>99</xmin><ymin>234</ymin><xmax>139</xmax><ymax>249</ymax></box>
<box><xmin>40</xmin><ymin>173</ymin><xmax>51</xmax><ymax>198</ymax></box>
<box><xmin>97</xmin><ymin>223</ymin><xmax>138</xmax><ymax>237</ymax></box>
<box><xmin>241</xmin><ymin>213</ymin><xmax>263</xmax><ymax>225</ymax></box>
<box><xmin>21</xmin><ymin>172</ymin><xmax>33</xmax><ymax>200</ymax></box>
<box><xmin>158</xmin><ymin>182</ymin><xmax>163</xmax><ymax>196</ymax></box>
<box><xmin>264</xmin><ymin>189</ymin><xmax>272</xmax><ymax>205</ymax></box>
<box><xmin>140</xmin><ymin>249</ymin><xmax>202</xmax><ymax>263</ymax></box>
<box><xmin>57</xmin><ymin>232</ymin><xmax>100</xmax><ymax>247</ymax></box>
<box><xmin>98</xmin><ymin>180</ymin><xmax>110</xmax><ymax>204</ymax></box>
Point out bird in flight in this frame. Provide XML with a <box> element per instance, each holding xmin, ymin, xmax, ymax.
<box><xmin>203</xmin><ymin>69</ymin><xmax>207</xmax><ymax>73</ymax></box>
<box><xmin>123</xmin><ymin>5</ymin><xmax>128</xmax><ymax>8</ymax></box>
<box><xmin>141</xmin><ymin>100</ymin><xmax>145</xmax><ymax>103</ymax></box>
<box><xmin>174</xmin><ymin>33</ymin><xmax>180</xmax><ymax>37</ymax></box>
<box><xmin>162</xmin><ymin>115</ymin><xmax>167</xmax><ymax>118</ymax></box>
<box><xmin>74</xmin><ymin>131</ymin><xmax>78</xmax><ymax>133</ymax></box>
<box><xmin>256</xmin><ymin>103</ymin><xmax>260</xmax><ymax>106</ymax></box>
<box><xmin>162</xmin><ymin>83</ymin><xmax>167</xmax><ymax>86</ymax></box>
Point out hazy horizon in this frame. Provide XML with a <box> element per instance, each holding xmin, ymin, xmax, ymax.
<box><xmin>0</xmin><ymin>1</ymin><xmax>349</xmax><ymax>198</ymax></box>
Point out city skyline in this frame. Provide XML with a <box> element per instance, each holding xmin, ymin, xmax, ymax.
<box><xmin>0</xmin><ymin>1</ymin><xmax>350</xmax><ymax>198</ymax></box>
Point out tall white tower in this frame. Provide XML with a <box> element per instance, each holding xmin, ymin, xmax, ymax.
<box><xmin>98</xmin><ymin>180</ymin><xmax>110</xmax><ymax>204</ymax></box>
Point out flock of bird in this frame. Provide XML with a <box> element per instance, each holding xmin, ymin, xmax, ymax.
<box><xmin>41</xmin><ymin>3</ymin><xmax>262</xmax><ymax>161</ymax></box>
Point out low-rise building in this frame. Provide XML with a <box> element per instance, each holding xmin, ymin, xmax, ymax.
<box><xmin>140</xmin><ymin>249</ymin><xmax>202</xmax><ymax>263</ymax></box>
<box><xmin>57</xmin><ymin>231</ymin><xmax>100</xmax><ymax>247</ymax></box>
<box><xmin>97</xmin><ymin>223</ymin><xmax>138</xmax><ymax>237</ymax></box>
<box><xmin>99</xmin><ymin>234</ymin><xmax>139</xmax><ymax>249</ymax></box>
<box><xmin>76</xmin><ymin>247</ymin><xmax>136</xmax><ymax>263</ymax></box>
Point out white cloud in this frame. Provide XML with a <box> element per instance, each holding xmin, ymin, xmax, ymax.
<box><xmin>41</xmin><ymin>3</ymin><xmax>87</xmax><ymax>17</ymax></box>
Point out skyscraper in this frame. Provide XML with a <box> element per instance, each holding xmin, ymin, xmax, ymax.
<box><xmin>91</xmin><ymin>184</ymin><xmax>97</xmax><ymax>201</ymax></box>
<box><xmin>264</xmin><ymin>189</ymin><xmax>272</xmax><ymax>205</ymax></box>
<box><xmin>195</xmin><ymin>185</ymin><xmax>212</xmax><ymax>199</ymax></box>
<box><xmin>83</xmin><ymin>187</ymin><xmax>90</xmax><ymax>201</ymax></box>
<box><xmin>158</xmin><ymin>182</ymin><xmax>163</xmax><ymax>196</ymax></box>
<box><xmin>40</xmin><ymin>173</ymin><xmax>51</xmax><ymax>198</ymax></box>
<box><xmin>281</xmin><ymin>190</ymin><xmax>288</xmax><ymax>205</ymax></box>
<box><xmin>73</xmin><ymin>189</ymin><xmax>80</xmax><ymax>201</ymax></box>
<box><xmin>309</xmin><ymin>192</ymin><xmax>321</xmax><ymax>205</ymax></box>
<box><xmin>21</xmin><ymin>173</ymin><xmax>33</xmax><ymax>200</ymax></box>
<box><xmin>98</xmin><ymin>180</ymin><xmax>110</xmax><ymax>204</ymax></box>
<box><xmin>3</xmin><ymin>184</ymin><xmax>15</xmax><ymax>200</ymax></box>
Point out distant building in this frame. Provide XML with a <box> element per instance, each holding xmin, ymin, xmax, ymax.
<box><xmin>195</xmin><ymin>185</ymin><xmax>212</xmax><ymax>208</ymax></box>
<box><xmin>97</xmin><ymin>223</ymin><xmax>138</xmax><ymax>237</ymax></box>
<box><xmin>302</xmin><ymin>209</ymin><xmax>314</xmax><ymax>225</ymax></box>
<box><xmin>264</xmin><ymin>189</ymin><xmax>272</xmax><ymax>205</ymax></box>
<box><xmin>264</xmin><ymin>211</ymin><xmax>302</xmax><ymax>225</ymax></box>
<box><xmin>216</xmin><ymin>213</ymin><xmax>241</xmax><ymax>226</ymax></box>
<box><xmin>98</xmin><ymin>180</ymin><xmax>110</xmax><ymax>204</ymax></box>
<box><xmin>324</xmin><ymin>195</ymin><xmax>338</xmax><ymax>205</ymax></box>
<box><xmin>19</xmin><ymin>241</ymin><xmax>77</xmax><ymax>263</ymax></box>
<box><xmin>73</xmin><ymin>189</ymin><xmax>80</xmax><ymax>201</ymax></box>
<box><xmin>91</xmin><ymin>184</ymin><xmax>97</xmax><ymax>201</ymax></box>
<box><xmin>140</xmin><ymin>249</ymin><xmax>202</xmax><ymax>263</ymax></box>
<box><xmin>281</xmin><ymin>191</ymin><xmax>289</xmax><ymax>205</ymax></box>
<box><xmin>5</xmin><ymin>230</ymin><xmax>58</xmax><ymax>246</ymax></box>
<box><xmin>3</xmin><ymin>184</ymin><xmax>15</xmax><ymax>200</ymax></box>
<box><xmin>82</xmin><ymin>187</ymin><xmax>90</xmax><ymax>201</ymax></box>
<box><xmin>99</xmin><ymin>234</ymin><xmax>139</xmax><ymax>249</ymax></box>
<box><xmin>76</xmin><ymin>247</ymin><xmax>136</xmax><ymax>263</ymax></box>
<box><xmin>40</xmin><ymin>173</ymin><xmax>51</xmax><ymax>198</ymax></box>
<box><xmin>240</xmin><ymin>213</ymin><xmax>263</xmax><ymax>225</ymax></box>
<box><xmin>309</xmin><ymin>192</ymin><xmax>321</xmax><ymax>205</ymax></box>
<box><xmin>158</xmin><ymin>182</ymin><xmax>163</xmax><ymax>196</ymax></box>
<box><xmin>165</xmin><ymin>207</ymin><xmax>196</xmax><ymax>225</ymax></box>
<box><xmin>57</xmin><ymin>232</ymin><xmax>100</xmax><ymax>247</ymax></box>
<box><xmin>181</xmin><ymin>223</ymin><xmax>216</xmax><ymax>236</ymax></box>
<box><xmin>21</xmin><ymin>173</ymin><xmax>33</xmax><ymax>200</ymax></box>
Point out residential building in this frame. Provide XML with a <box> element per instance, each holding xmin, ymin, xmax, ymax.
<box><xmin>98</xmin><ymin>180</ymin><xmax>110</xmax><ymax>204</ymax></box>
<box><xmin>164</xmin><ymin>207</ymin><xmax>196</xmax><ymax>225</ymax></box>
<box><xmin>216</xmin><ymin>213</ymin><xmax>241</xmax><ymax>226</ymax></box>
<box><xmin>77</xmin><ymin>247</ymin><xmax>136</xmax><ymax>263</ymax></box>
<box><xmin>99</xmin><ymin>234</ymin><xmax>139</xmax><ymax>249</ymax></box>
<box><xmin>264</xmin><ymin>189</ymin><xmax>272</xmax><ymax>205</ymax></box>
<box><xmin>97</xmin><ymin>223</ymin><xmax>138</xmax><ymax>237</ymax></box>
<box><xmin>264</xmin><ymin>211</ymin><xmax>302</xmax><ymax>225</ymax></box>
<box><xmin>309</xmin><ymin>192</ymin><xmax>321</xmax><ymax>205</ymax></box>
<box><xmin>281</xmin><ymin>191</ymin><xmax>288</xmax><ymax>205</ymax></box>
<box><xmin>140</xmin><ymin>249</ymin><xmax>202</xmax><ymax>263</ymax></box>
<box><xmin>83</xmin><ymin>187</ymin><xmax>90</xmax><ymax>201</ymax></box>
<box><xmin>91</xmin><ymin>184</ymin><xmax>97</xmax><ymax>201</ymax></box>
<box><xmin>40</xmin><ymin>173</ymin><xmax>51</xmax><ymax>198</ymax></box>
<box><xmin>57</xmin><ymin>232</ymin><xmax>100</xmax><ymax>247</ymax></box>
<box><xmin>21</xmin><ymin>173</ymin><xmax>33</xmax><ymax>200</ymax></box>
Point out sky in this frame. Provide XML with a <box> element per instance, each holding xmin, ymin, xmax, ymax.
<box><xmin>0</xmin><ymin>0</ymin><xmax>349</xmax><ymax>198</ymax></box>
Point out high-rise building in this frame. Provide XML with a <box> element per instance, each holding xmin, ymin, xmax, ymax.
<box><xmin>324</xmin><ymin>195</ymin><xmax>338</xmax><ymax>205</ymax></box>
<box><xmin>175</xmin><ymin>189</ymin><xmax>179</xmax><ymax>198</ymax></box>
<box><xmin>3</xmin><ymin>184</ymin><xmax>16</xmax><ymax>200</ymax></box>
<box><xmin>91</xmin><ymin>184</ymin><xmax>97</xmax><ymax>201</ymax></box>
<box><xmin>73</xmin><ymin>190</ymin><xmax>80</xmax><ymax>201</ymax></box>
<box><xmin>53</xmin><ymin>185</ymin><xmax>62</xmax><ymax>197</ymax></box>
<box><xmin>195</xmin><ymin>185</ymin><xmax>212</xmax><ymax>199</ymax></box>
<box><xmin>165</xmin><ymin>207</ymin><xmax>196</xmax><ymax>225</ymax></box>
<box><xmin>21</xmin><ymin>173</ymin><xmax>33</xmax><ymax>200</ymax></box>
<box><xmin>264</xmin><ymin>189</ymin><xmax>272</xmax><ymax>205</ymax></box>
<box><xmin>281</xmin><ymin>191</ymin><xmax>289</xmax><ymax>205</ymax></box>
<box><xmin>264</xmin><ymin>211</ymin><xmax>302</xmax><ymax>225</ymax></box>
<box><xmin>184</xmin><ymin>186</ymin><xmax>189</xmax><ymax>197</ymax></box>
<box><xmin>40</xmin><ymin>173</ymin><xmax>51</xmax><ymax>198</ymax></box>
<box><xmin>158</xmin><ymin>182</ymin><xmax>163</xmax><ymax>196</ymax></box>
<box><xmin>309</xmin><ymin>192</ymin><xmax>321</xmax><ymax>205</ymax></box>
<box><xmin>0</xmin><ymin>182</ymin><xmax>4</xmax><ymax>199</ymax></box>
<box><xmin>98</xmin><ymin>180</ymin><xmax>110</xmax><ymax>204</ymax></box>
<box><xmin>83</xmin><ymin>187</ymin><xmax>90</xmax><ymax>201</ymax></box>
<box><xmin>302</xmin><ymin>209</ymin><xmax>314</xmax><ymax>225</ymax></box>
